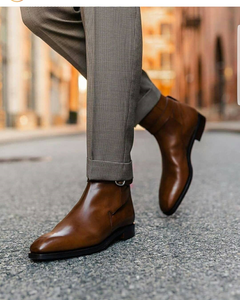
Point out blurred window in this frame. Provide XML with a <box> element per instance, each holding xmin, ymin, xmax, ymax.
<box><xmin>160</xmin><ymin>53</ymin><xmax>173</xmax><ymax>70</ymax></box>
<box><xmin>147</xmin><ymin>58</ymin><xmax>155</xmax><ymax>69</ymax></box>
<box><xmin>23</xmin><ymin>31</ymin><xmax>35</xmax><ymax>110</ymax></box>
<box><xmin>147</xmin><ymin>28</ymin><xmax>154</xmax><ymax>35</ymax></box>
<box><xmin>160</xmin><ymin>23</ymin><xmax>172</xmax><ymax>39</ymax></box>
<box><xmin>50</xmin><ymin>73</ymin><xmax>61</xmax><ymax>121</ymax></box>
<box><xmin>30</xmin><ymin>34</ymin><xmax>36</xmax><ymax>110</ymax></box>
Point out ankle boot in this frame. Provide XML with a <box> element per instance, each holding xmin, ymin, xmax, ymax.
<box><xmin>29</xmin><ymin>180</ymin><xmax>135</xmax><ymax>261</ymax></box>
<box><xmin>140</xmin><ymin>95</ymin><xmax>206</xmax><ymax>215</ymax></box>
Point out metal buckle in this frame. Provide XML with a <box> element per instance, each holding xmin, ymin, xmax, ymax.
<box><xmin>115</xmin><ymin>181</ymin><xmax>126</xmax><ymax>187</ymax></box>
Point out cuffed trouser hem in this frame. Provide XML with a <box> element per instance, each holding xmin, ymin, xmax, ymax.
<box><xmin>87</xmin><ymin>158</ymin><xmax>133</xmax><ymax>181</ymax></box>
<box><xmin>135</xmin><ymin>86</ymin><xmax>161</xmax><ymax>126</ymax></box>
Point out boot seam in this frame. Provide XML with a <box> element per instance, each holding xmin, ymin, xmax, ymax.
<box><xmin>147</xmin><ymin>98</ymin><xmax>168</xmax><ymax>133</ymax></box>
<box><xmin>108</xmin><ymin>196</ymin><xmax>134</xmax><ymax>231</ymax></box>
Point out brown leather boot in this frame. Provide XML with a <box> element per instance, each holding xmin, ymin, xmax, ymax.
<box><xmin>140</xmin><ymin>95</ymin><xmax>206</xmax><ymax>216</ymax></box>
<box><xmin>29</xmin><ymin>180</ymin><xmax>135</xmax><ymax>261</ymax></box>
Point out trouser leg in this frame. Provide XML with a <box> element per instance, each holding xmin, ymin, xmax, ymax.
<box><xmin>20</xmin><ymin>7</ymin><xmax>160</xmax><ymax>125</ymax></box>
<box><xmin>21</xmin><ymin>7</ymin><xmax>160</xmax><ymax>180</ymax></box>
<box><xmin>81</xmin><ymin>7</ymin><xmax>143</xmax><ymax>180</ymax></box>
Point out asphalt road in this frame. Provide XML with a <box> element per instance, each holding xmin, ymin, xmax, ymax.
<box><xmin>0</xmin><ymin>131</ymin><xmax>239</xmax><ymax>300</ymax></box>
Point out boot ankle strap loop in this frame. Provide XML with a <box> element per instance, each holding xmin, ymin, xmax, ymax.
<box><xmin>115</xmin><ymin>181</ymin><xmax>126</xmax><ymax>187</ymax></box>
<box><xmin>115</xmin><ymin>179</ymin><xmax>133</xmax><ymax>186</ymax></box>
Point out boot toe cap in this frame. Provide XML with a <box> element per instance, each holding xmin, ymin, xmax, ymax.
<box><xmin>159</xmin><ymin>187</ymin><xmax>182</xmax><ymax>215</ymax></box>
<box><xmin>30</xmin><ymin>234</ymin><xmax>57</xmax><ymax>253</ymax></box>
<box><xmin>160</xmin><ymin>199</ymin><xmax>176</xmax><ymax>215</ymax></box>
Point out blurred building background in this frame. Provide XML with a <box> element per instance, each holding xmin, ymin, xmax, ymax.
<box><xmin>0</xmin><ymin>7</ymin><xmax>240</xmax><ymax>131</ymax></box>
<box><xmin>173</xmin><ymin>7</ymin><xmax>240</xmax><ymax>121</ymax></box>
<box><xmin>0</xmin><ymin>7</ymin><xmax>83</xmax><ymax>131</ymax></box>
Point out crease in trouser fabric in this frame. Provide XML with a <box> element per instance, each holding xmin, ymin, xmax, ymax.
<box><xmin>20</xmin><ymin>7</ymin><xmax>161</xmax><ymax>181</ymax></box>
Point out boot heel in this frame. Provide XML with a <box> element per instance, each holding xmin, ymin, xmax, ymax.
<box><xmin>119</xmin><ymin>224</ymin><xmax>135</xmax><ymax>241</ymax></box>
<box><xmin>195</xmin><ymin>114</ymin><xmax>206</xmax><ymax>142</ymax></box>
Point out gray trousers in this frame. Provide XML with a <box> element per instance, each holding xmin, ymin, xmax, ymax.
<box><xmin>20</xmin><ymin>7</ymin><xmax>161</xmax><ymax>181</ymax></box>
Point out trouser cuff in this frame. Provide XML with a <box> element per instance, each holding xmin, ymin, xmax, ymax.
<box><xmin>87</xmin><ymin>158</ymin><xmax>133</xmax><ymax>181</ymax></box>
<box><xmin>135</xmin><ymin>86</ymin><xmax>161</xmax><ymax>126</ymax></box>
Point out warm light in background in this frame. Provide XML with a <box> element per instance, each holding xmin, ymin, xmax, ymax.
<box><xmin>78</xmin><ymin>75</ymin><xmax>87</xmax><ymax>92</ymax></box>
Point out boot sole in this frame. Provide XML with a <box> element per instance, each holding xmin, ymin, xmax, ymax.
<box><xmin>28</xmin><ymin>223</ymin><xmax>135</xmax><ymax>262</ymax></box>
<box><xmin>163</xmin><ymin>113</ymin><xmax>206</xmax><ymax>216</ymax></box>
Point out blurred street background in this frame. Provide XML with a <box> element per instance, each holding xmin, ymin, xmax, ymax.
<box><xmin>0</xmin><ymin>7</ymin><xmax>240</xmax><ymax>140</ymax></box>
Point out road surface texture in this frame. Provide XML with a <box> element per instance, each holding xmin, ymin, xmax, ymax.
<box><xmin>0</xmin><ymin>131</ymin><xmax>239</xmax><ymax>300</ymax></box>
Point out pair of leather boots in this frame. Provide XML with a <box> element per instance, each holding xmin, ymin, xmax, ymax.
<box><xmin>29</xmin><ymin>95</ymin><xmax>206</xmax><ymax>261</ymax></box>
